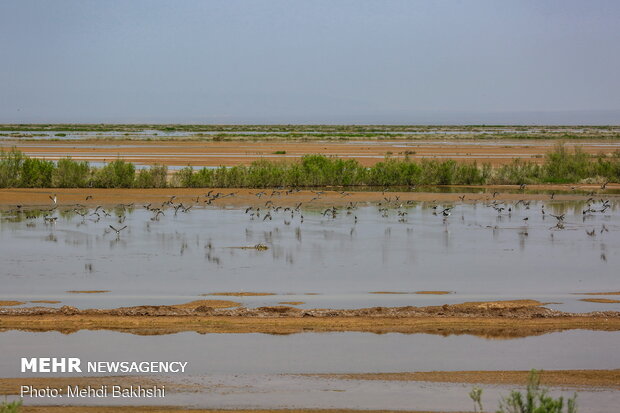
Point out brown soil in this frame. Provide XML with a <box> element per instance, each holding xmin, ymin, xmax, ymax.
<box><xmin>67</xmin><ymin>290</ymin><xmax>110</xmax><ymax>294</ymax></box>
<box><xmin>580</xmin><ymin>298</ymin><xmax>620</xmax><ymax>304</ymax></box>
<box><xmin>171</xmin><ymin>299</ymin><xmax>240</xmax><ymax>309</ymax></box>
<box><xmin>0</xmin><ymin>187</ymin><xmax>616</xmax><ymax>210</ymax></box>
<box><xmin>0</xmin><ymin>301</ymin><xmax>24</xmax><ymax>306</ymax></box>
<box><xmin>577</xmin><ymin>291</ymin><xmax>620</xmax><ymax>296</ymax></box>
<box><xmin>415</xmin><ymin>291</ymin><xmax>452</xmax><ymax>295</ymax></box>
<box><xmin>29</xmin><ymin>300</ymin><xmax>61</xmax><ymax>304</ymax></box>
<box><xmin>1</xmin><ymin>300</ymin><xmax>619</xmax><ymax>338</ymax></box>
<box><xmin>311</xmin><ymin>369</ymin><xmax>620</xmax><ymax>389</ymax></box>
<box><xmin>4</xmin><ymin>138</ymin><xmax>619</xmax><ymax>167</ymax></box>
<box><xmin>205</xmin><ymin>292</ymin><xmax>276</xmax><ymax>297</ymax></box>
<box><xmin>279</xmin><ymin>301</ymin><xmax>305</xmax><ymax>305</ymax></box>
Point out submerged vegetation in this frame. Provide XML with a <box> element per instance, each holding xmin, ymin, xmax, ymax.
<box><xmin>1</xmin><ymin>145</ymin><xmax>619</xmax><ymax>188</ymax></box>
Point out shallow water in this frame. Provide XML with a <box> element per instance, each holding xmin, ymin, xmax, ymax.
<box><xmin>0</xmin><ymin>129</ymin><xmax>595</xmax><ymax>141</ymax></box>
<box><xmin>3</xmin><ymin>330</ymin><xmax>620</xmax><ymax>376</ymax></box>
<box><xmin>11</xmin><ymin>374</ymin><xmax>620</xmax><ymax>412</ymax></box>
<box><xmin>3</xmin><ymin>330</ymin><xmax>619</xmax><ymax>411</ymax></box>
<box><xmin>1</xmin><ymin>201</ymin><xmax>619</xmax><ymax>311</ymax></box>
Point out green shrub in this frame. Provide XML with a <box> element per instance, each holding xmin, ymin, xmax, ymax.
<box><xmin>20</xmin><ymin>158</ymin><xmax>54</xmax><ymax>187</ymax></box>
<box><xmin>0</xmin><ymin>149</ymin><xmax>25</xmax><ymax>187</ymax></box>
<box><xmin>135</xmin><ymin>164</ymin><xmax>168</xmax><ymax>188</ymax></box>
<box><xmin>52</xmin><ymin>158</ymin><xmax>90</xmax><ymax>187</ymax></box>
<box><xmin>0</xmin><ymin>399</ymin><xmax>22</xmax><ymax>413</ymax></box>
<box><xmin>497</xmin><ymin>370</ymin><xmax>577</xmax><ymax>413</ymax></box>
<box><xmin>93</xmin><ymin>159</ymin><xmax>135</xmax><ymax>188</ymax></box>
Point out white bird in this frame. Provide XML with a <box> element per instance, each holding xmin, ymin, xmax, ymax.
<box><xmin>49</xmin><ymin>194</ymin><xmax>57</xmax><ymax>205</ymax></box>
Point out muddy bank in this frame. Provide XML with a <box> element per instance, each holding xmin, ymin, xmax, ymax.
<box><xmin>0</xmin><ymin>301</ymin><xmax>24</xmax><ymax>307</ymax></box>
<box><xmin>0</xmin><ymin>186</ymin><xmax>617</xmax><ymax>210</ymax></box>
<box><xmin>309</xmin><ymin>369</ymin><xmax>620</xmax><ymax>389</ymax></box>
<box><xmin>17</xmin><ymin>408</ymin><xmax>456</xmax><ymax>413</ymax></box>
<box><xmin>1</xmin><ymin>300</ymin><xmax>619</xmax><ymax>338</ymax></box>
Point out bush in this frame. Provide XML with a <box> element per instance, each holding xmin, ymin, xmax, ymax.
<box><xmin>21</xmin><ymin>158</ymin><xmax>54</xmax><ymax>187</ymax></box>
<box><xmin>497</xmin><ymin>370</ymin><xmax>577</xmax><ymax>413</ymax></box>
<box><xmin>0</xmin><ymin>399</ymin><xmax>22</xmax><ymax>413</ymax></box>
<box><xmin>93</xmin><ymin>159</ymin><xmax>135</xmax><ymax>188</ymax></box>
<box><xmin>52</xmin><ymin>158</ymin><xmax>90</xmax><ymax>187</ymax></box>
<box><xmin>469</xmin><ymin>370</ymin><xmax>577</xmax><ymax>413</ymax></box>
<box><xmin>0</xmin><ymin>149</ymin><xmax>25</xmax><ymax>187</ymax></box>
<box><xmin>135</xmin><ymin>164</ymin><xmax>168</xmax><ymax>188</ymax></box>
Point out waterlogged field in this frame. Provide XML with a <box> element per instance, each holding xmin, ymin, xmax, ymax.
<box><xmin>1</xmin><ymin>193</ymin><xmax>619</xmax><ymax>412</ymax></box>
<box><xmin>0</xmin><ymin>200</ymin><xmax>618</xmax><ymax>311</ymax></box>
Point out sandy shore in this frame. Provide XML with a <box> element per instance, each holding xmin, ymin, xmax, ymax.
<box><xmin>1</xmin><ymin>300</ymin><xmax>619</xmax><ymax>338</ymax></box>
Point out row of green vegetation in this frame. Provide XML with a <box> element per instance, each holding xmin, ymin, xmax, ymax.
<box><xmin>1</xmin><ymin>146</ymin><xmax>618</xmax><ymax>189</ymax></box>
<box><xmin>174</xmin><ymin>146</ymin><xmax>619</xmax><ymax>187</ymax></box>
<box><xmin>0</xmin><ymin>150</ymin><xmax>167</xmax><ymax>188</ymax></box>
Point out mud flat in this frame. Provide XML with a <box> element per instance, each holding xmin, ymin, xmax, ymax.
<box><xmin>3</xmin><ymin>138</ymin><xmax>620</xmax><ymax>167</ymax></box>
<box><xmin>1</xmin><ymin>300</ymin><xmax>619</xmax><ymax>337</ymax></box>
<box><xmin>310</xmin><ymin>369</ymin><xmax>620</xmax><ymax>389</ymax></box>
<box><xmin>17</xmin><ymin>408</ymin><xmax>455</xmax><ymax>413</ymax></box>
<box><xmin>0</xmin><ymin>186</ymin><xmax>618</xmax><ymax>210</ymax></box>
<box><xmin>0</xmin><ymin>301</ymin><xmax>24</xmax><ymax>307</ymax></box>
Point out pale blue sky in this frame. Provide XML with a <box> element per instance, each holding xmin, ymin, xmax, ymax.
<box><xmin>1</xmin><ymin>0</ymin><xmax>619</xmax><ymax>124</ymax></box>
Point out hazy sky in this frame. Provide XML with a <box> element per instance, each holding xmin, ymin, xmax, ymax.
<box><xmin>1</xmin><ymin>0</ymin><xmax>619</xmax><ymax>124</ymax></box>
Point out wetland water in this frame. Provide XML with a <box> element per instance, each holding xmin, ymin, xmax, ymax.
<box><xmin>1</xmin><ymin>331</ymin><xmax>619</xmax><ymax>411</ymax></box>
<box><xmin>0</xmin><ymin>200</ymin><xmax>618</xmax><ymax>311</ymax></box>
<box><xmin>1</xmin><ymin>199</ymin><xmax>619</xmax><ymax>411</ymax></box>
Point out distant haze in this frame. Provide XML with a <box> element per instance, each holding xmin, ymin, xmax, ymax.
<box><xmin>1</xmin><ymin>1</ymin><xmax>619</xmax><ymax>125</ymax></box>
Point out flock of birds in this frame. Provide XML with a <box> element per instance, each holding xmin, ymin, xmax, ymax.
<box><xmin>2</xmin><ymin>189</ymin><xmax>616</xmax><ymax>245</ymax></box>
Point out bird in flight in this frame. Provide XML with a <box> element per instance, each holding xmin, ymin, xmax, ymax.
<box><xmin>109</xmin><ymin>225</ymin><xmax>127</xmax><ymax>237</ymax></box>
